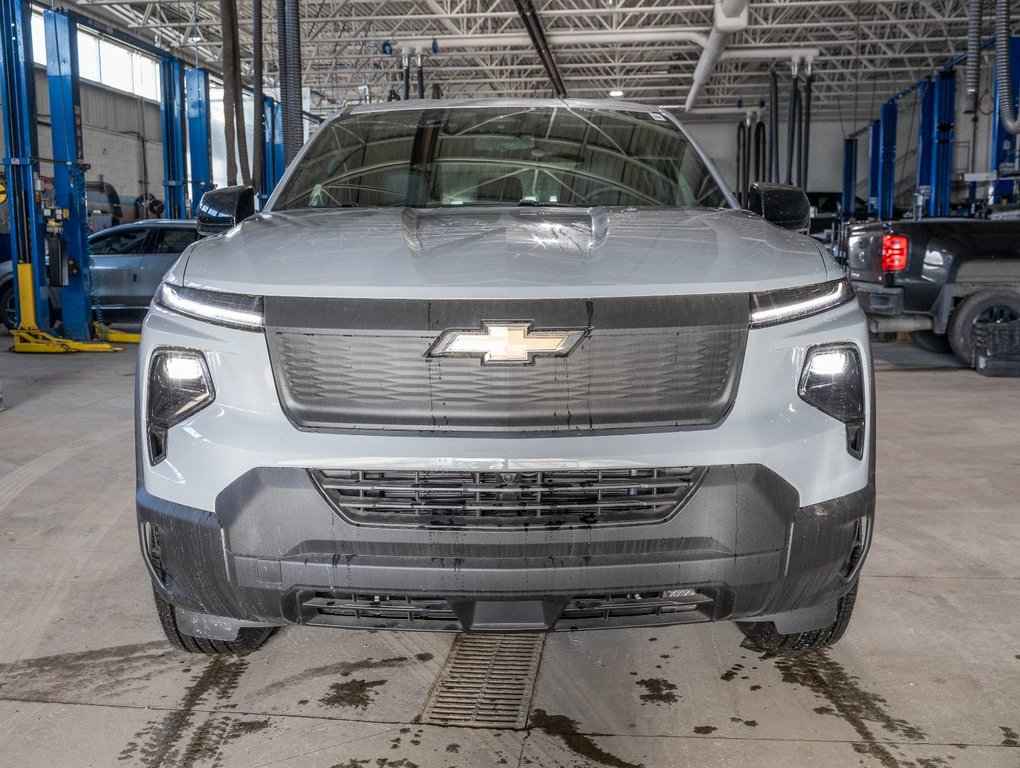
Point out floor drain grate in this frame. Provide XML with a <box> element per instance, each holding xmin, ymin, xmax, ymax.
<box><xmin>420</xmin><ymin>633</ymin><xmax>545</xmax><ymax>730</ymax></box>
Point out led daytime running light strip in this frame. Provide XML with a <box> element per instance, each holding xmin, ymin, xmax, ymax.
<box><xmin>155</xmin><ymin>283</ymin><xmax>264</xmax><ymax>331</ymax></box>
<box><xmin>750</xmin><ymin>280</ymin><xmax>853</xmax><ymax>327</ymax></box>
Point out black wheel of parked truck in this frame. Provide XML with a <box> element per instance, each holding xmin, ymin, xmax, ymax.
<box><xmin>907</xmin><ymin>330</ymin><xmax>952</xmax><ymax>354</ymax></box>
<box><xmin>736</xmin><ymin>581</ymin><xmax>858</xmax><ymax>652</ymax></box>
<box><xmin>153</xmin><ymin>589</ymin><xmax>276</xmax><ymax>654</ymax></box>
<box><xmin>948</xmin><ymin>289</ymin><xmax>1020</xmax><ymax>365</ymax></box>
<box><xmin>1</xmin><ymin>281</ymin><xmax>16</xmax><ymax>331</ymax></box>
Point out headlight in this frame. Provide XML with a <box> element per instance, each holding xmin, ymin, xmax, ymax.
<box><xmin>146</xmin><ymin>348</ymin><xmax>215</xmax><ymax>464</ymax></box>
<box><xmin>750</xmin><ymin>279</ymin><xmax>855</xmax><ymax>328</ymax></box>
<box><xmin>154</xmin><ymin>282</ymin><xmax>264</xmax><ymax>331</ymax></box>
<box><xmin>799</xmin><ymin>343</ymin><xmax>866</xmax><ymax>459</ymax></box>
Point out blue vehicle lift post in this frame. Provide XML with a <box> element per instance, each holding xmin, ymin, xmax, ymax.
<box><xmin>160</xmin><ymin>56</ymin><xmax>187</xmax><ymax>219</ymax></box>
<box><xmin>43</xmin><ymin>10</ymin><xmax>91</xmax><ymax>341</ymax></box>
<box><xmin>185</xmin><ymin>67</ymin><xmax>212</xmax><ymax>217</ymax></box>
<box><xmin>867</xmin><ymin>121</ymin><xmax>881</xmax><ymax>216</ymax></box>
<box><xmin>261</xmin><ymin>96</ymin><xmax>285</xmax><ymax>201</ymax></box>
<box><xmin>841</xmin><ymin>136</ymin><xmax>857</xmax><ymax>218</ymax></box>
<box><xmin>990</xmin><ymin>36</ymin><xmax>1020</xmax><ymax>203</ymax></box>
<box><xmin>915</xmin><ymin>77</ymin><xmax>934</xmax><ymax>217</ymax></box>
<box><xmin>0</xmin><ymin>0</ymin><xmax>112</xmax><ymax>351</ymax></box>
<box><xmin>877</xmin><ymin>100</ymin><xmax>897</xmax><ymax>221</ymax></box>
<box><xmin>930</xmin><ymin>70</ymin><xmax>957</xmax><ymax>217</ymax></box>
<box><xmin>846</xmin><ymin>40</ymin><xmax>988</xmax><ymax>223</ymax></box>
<box><xmin>1</xmin><ymin>0</ymin><xmax>50</xmax><ymax>335</ymax></box>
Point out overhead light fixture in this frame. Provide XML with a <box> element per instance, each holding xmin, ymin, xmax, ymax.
<box><xmin>609</xmin><ymin>89</ymin><xmax>623</xmax><ymax>97</ymax></box>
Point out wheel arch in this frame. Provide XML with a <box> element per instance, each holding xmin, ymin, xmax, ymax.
<box><xmin>932</xmin><ymin>260</ymin><xmax>1020</xmax><ymax>334</ymax></box>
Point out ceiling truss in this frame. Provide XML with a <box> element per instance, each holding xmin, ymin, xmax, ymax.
<box><xmin>63</xmin><ymin>0</ymin><xmax>1011</xmax><ymax>125</ymax></box>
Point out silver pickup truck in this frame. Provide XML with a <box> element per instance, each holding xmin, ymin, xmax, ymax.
<box><xmin>135</xmin><ymin>99</ymin><xmax>874</xmax><ymax>655</ymax></box>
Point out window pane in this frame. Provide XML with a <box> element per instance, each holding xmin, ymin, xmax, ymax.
<box><xmin>209</xmin><ymin>85</ymin><xmax>228</xmax><ymax>186</ymax></box>
<box><xmin>30</xmin><ymin>13</ymin><xmax>46</xmax><ymax>66</ymax></box>
<box><xmin>91</xmin><ymin>229</ymin><xmax>148</xmax><ymax>255</ymax></box>
<box><xmin>99</xmin><ymin>39</ymin><xmax>133</xmax><ymax>93</ymax></box>
<box><xmin>77</xmin><ymin>32</ymin><xmax>101</xmax><ymax>83</ymax></box>
<box><xmin>153</xmin><ymin>228</ymin><xmax>198</xmax><ymax>255</ymax></box>
<box><xmin>133</xmin><ymin>53</ymin><xmax>159</xmax><ymax>101</ymax></box>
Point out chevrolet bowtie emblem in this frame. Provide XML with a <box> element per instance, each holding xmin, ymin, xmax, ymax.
<box><xmin>426</xmin><ymin>322</ymin><xmax>588</xmax><ymax>365</ymax></box>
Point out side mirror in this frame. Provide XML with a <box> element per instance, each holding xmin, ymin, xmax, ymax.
<box><xmin>747</xmin><ymin>183</ymin><xmax>811</xmax><ymax>232</ymax></box>
<box><xmin>196</xmin><ymin>185</ymin><xmax>255</xmax><ymax>236</ymax></box>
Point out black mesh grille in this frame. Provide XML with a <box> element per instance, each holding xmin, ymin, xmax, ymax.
<box><xmin>312</xmin><ymin>466</ymin><xmax>703</xmax><ymax>526</ymax></box>
<box><xmin>302</xmin><ymin>590</ymin><xmax>716</xmax><ymax>630</ymax></box>
<box><xmin>264</xmin><ymin>296</ymin><xmax>748</xmax><ymax>433</ymax></box>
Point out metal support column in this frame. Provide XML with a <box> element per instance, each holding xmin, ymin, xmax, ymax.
<box><xmin>842</xmin><ymin>136</ymin><xmax>857</xmax><ymax>218</ymax></box>
<box><xmin>915</xmin><ymin>77</ymin><xmax>934</xmax><ymax>217</ymax></box>
<box><xmin>1</xmin><ymin>0</ymin><xmax>51</xmax><ymax>334</ymax></box>
<box><xmin>930</xmin><ymin>69</ymin><xmax>957</xmax><ymax>217</ymax></box>
<box><xmin>160</xmin><ymin>56</ymin><xmax>187</xmax><ymax>219</ymax></box>
<box><xmin>185</xmin><ymin>67</ymin><xmax>212</xmax><ymax>216</ymax></box>
<box><xmin>43</xmin><ymin>10</ymin><xmax>91</xmax><ymax>340</ymax></box>
<box><xmin>877</xmin><ymin>100</ymin><xmax>897</xmax><ymax>221</ymax></box>
<box><xmin>990</xmin><ymin>36</ymin><xmax>1020</xmax><ymax>203</ymax></box>
<box><xmin>867</xmin><ymin>121</ymin><xmax>881</xmax><ymax>216</ymax></box>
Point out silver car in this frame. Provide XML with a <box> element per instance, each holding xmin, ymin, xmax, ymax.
<box><xmin>136</xmin><ymin>100</ymin><xmax>874</xmax><ymax>655</ymax></box>
<box><xmin>1</xmin><ymin>219</ymin><xmax>199</xmax><ymax>329</ymax></box>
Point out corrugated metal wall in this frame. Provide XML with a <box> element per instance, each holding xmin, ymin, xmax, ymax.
<box><xmin>1</xmin><ymin>67</ymin><xmax>165</xmax><ymax>226</ymax></box>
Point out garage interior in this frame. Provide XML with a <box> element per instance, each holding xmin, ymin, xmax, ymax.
<box><xmin>1</xmin><ymin>2</ymin><xmax>1019</xmax><ymax>767</ymax></box>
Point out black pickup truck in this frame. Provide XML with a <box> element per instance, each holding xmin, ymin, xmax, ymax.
<box><xmin>845</xmin><ymin>218</ymin><xmax>1020</xmax><ymax>363</ymax></box>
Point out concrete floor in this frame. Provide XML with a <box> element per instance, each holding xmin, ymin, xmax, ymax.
<box><xmin>0</xmin><ymin>335</ymin><xmax>1017</xmax><ymax>768</ymax></box>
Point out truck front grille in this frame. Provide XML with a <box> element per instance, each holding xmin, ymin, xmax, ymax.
<box><xmin>311</xmin><ymin>466</ymin><xmax>704</xmax><ymax>527</ymax></box>
<box><xmin>263</xmin><ymin>295</ymin><xmax>748</xmax><ymax>433</ymax></box>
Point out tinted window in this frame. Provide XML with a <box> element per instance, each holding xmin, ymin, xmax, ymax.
<box><xmin>274</xmin><ymin>106</ymin><xmax>728</xmax><ymax>210</ymax></box>
<box><xmin>154</xmin><ymin>228</ymin><xmax>198</xmax><ymax>255</ymax></box>
<box><xmin>90</xmin><ymin>229</ymin><xmax>148</xmax><ymax>255</ymax></box>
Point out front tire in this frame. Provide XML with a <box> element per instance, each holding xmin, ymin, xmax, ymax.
<box><xmin>1</xmin><ymin>282</ymin><xmax>16</xmax><ymax>331</ymax></box>
<box><xmin>736</xmin><ymin>582</ymin><xmax>858</xmax><ymax>652</ymax></box>
<box><xmin>152</xmin><ymin>589</ymin><xmax>275</xmax><ymax>655</ymax></box>
<box><xmin>948</xmin><ymin>289</ymin><xmax>1020</xmax><ymax>365</ymax></box>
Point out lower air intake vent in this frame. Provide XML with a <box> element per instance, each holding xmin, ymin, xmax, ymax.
<box><xmin>303</xmin><ymin>591</ymin><xmax>717</xmax><ymax>632</ymax></box>
<box><xmin>311</xmin><ymin>466</ymin><xmax>704</xmax><ymax>526</ymax></box>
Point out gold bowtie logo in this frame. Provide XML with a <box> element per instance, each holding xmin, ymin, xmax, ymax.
<box><xmin>426</xmin><ymin>322</ymin><xmax>588</xmax><ymax>365</ymax></box>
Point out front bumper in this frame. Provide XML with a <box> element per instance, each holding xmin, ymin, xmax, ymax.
<box><xmin>136</xmin><ymin>298</ymin><xmax>875</xmax><ymax>634</ymax></box>
<box><xmin>139</xmin><ymin>464</ymin><xmax>873</xmax><ymax>633</ymax></box>
<box><xmin>853</xmin><ymin>281</ymin><xmax>904</xmax><ymax>316</ymax></box>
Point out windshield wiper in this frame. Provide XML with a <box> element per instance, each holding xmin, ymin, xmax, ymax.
<box><xmin>516</xmin><ymin>199</ymin><xmax>585</xmax><ymax>208</ymax></box>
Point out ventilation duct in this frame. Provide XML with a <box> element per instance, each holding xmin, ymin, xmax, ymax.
<box><xmin>278</xmin><ymin>0</ymin><xmax>303</xmax><ymax>163</ymax></box>
<box><xmin>684</xmin><ymin>0</ymin><xmax>749</xmax><ymax>111</ymax></box>
<box><xmin>995</xmin><ymin>0</ymin><xmax>1020</xmax><ymax>134</ymax></box>
<box><xmin>965</xmin><ymin>0</ymin><xmax>983</xmax><ymax>114</ymax></box>
<box><xmin>252</xmin><ymin>0</ymin><xmax>264</xmax><ymax>192</ymax></box>
<box><xmin>769</xmin><ymin>68</ymin><xmax>780</xmax><ymax>182</ymax></box>
<box><xmin>513</xmin><ymin>0</ymin><xmax>568</xmax><ymax>98</ymax></box>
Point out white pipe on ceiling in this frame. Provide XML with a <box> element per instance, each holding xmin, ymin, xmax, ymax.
<box><xmin>398</xmin><ymin>29</ymin><xmax>711</xmax><ymax>51</ymax></box>
<box><xmin>398</xmin><ymin>29</ymin><xmax>817</xmax><ymax>63</ymax></box>
<box><xmin>683</xmin><ymin>0</ymin><xmax>749</xmax><ymax>111</ymax></box>
<box><xmin>398</xmin><ymin>17</ymin><xmax>819</xmax><ymax>99</ymax></box>
<box><xmin>721</xmin><ymin>47</ymin><xmax>819</xmax><ymax>61</ymax></box>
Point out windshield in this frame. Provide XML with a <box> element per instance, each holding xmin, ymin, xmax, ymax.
<box><xmin>272</xmin><ymin>106</ymin><xmax>729</xmax><ymax>211</ymax></box>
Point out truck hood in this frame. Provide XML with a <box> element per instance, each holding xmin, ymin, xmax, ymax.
<box><xmin>181</xmin><ymin>206</ymin><xmax>831</xmax><ymax>299</ymax></box>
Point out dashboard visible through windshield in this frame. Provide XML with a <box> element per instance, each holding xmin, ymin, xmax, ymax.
<box><xmin>272</xmin><ymin>106</ymin><xmax>729</xmax><ymax>211</ymax></box>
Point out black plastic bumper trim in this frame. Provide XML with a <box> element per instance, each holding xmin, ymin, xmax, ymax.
<box><xmin>137</xmin><ymin>462</ymin><xmax>874</xmax><ymax>633</ymax></box>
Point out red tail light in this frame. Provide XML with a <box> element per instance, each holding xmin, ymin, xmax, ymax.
<box><xmin>881</xmin><ymin>234</ymin><xmax>909</xmax><ymax>272</ymax></box>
